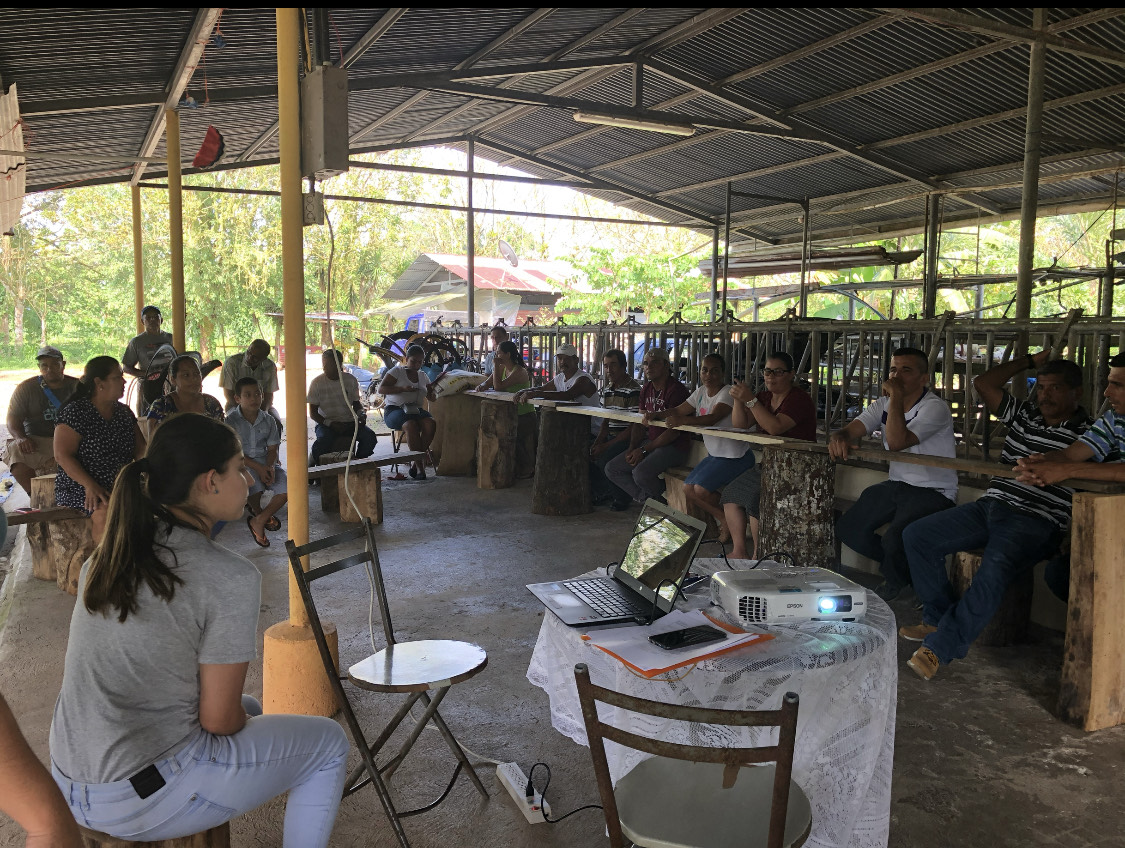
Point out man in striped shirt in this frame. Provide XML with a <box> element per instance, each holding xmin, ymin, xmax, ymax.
<box><xmin>899</xmin><ymin>352</ymin><xmax>1090</xmax><ymax>680</ymax></box>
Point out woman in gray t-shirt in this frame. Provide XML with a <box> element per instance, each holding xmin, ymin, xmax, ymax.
<box><xmin>48</xmin><ymin>414</ymin><xmax>348</xmax><ymax>846</ymax></box>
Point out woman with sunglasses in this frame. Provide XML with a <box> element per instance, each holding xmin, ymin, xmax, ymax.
<box><xmin>722</xmin><ymin>351</ymin><xmax>816</xmax><ymax>559</ymax></box>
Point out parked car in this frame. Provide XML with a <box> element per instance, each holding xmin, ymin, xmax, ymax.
<box><xmin>341</xmin><ymin>363</ymin><xmax>377</xmax><ymax>406</ymax></box>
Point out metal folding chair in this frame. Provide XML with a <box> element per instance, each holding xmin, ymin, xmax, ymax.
<box><xmin>574</xmin><ymin>663</ymin><xmax>812</xmax><ymax>848</ymax></box>
<box><xmin>288</xmin><ymin>520</ymin><xmax>489</xmax><ymax>848</ymax></box>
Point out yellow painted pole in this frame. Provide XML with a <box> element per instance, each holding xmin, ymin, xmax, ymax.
<box><xmin>262</xmin><ymin>7</ymin><xmax>338</xmax><ymax>717</ymax></box>
<box><xmin>131</xmin><ymin>186</ymin><xmax>144</xmax><ymax>333</ymax></box>
<box><xmin>166</xmin><ymin>109</ymin><xmax>186</xmax><ymax>352</ymax></box>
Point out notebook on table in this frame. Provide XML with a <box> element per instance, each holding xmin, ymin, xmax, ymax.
<box><xmin>527</xmin><ymin>500</ymin><xmax>707</xmax><ymax>627</ymax></box>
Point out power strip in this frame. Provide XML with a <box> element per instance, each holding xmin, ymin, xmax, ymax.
<box><xmin>495</xmin><ymin>762</ymin><xmax>550</xmax><ymax>824</ymax></box>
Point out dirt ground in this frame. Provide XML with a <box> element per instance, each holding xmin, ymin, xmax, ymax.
<box><xmin>1</xmin><ymin>406</ymin><xmax>1123</xmax><ymax>848</ymax></box>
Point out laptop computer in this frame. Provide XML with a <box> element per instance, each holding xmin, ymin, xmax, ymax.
<box><xmin>527</xmin><ymin>500</ymin><xmax>707</xmax><ymax>627</ymax></box>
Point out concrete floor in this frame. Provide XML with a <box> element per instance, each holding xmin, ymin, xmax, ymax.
<box><xmin>2</xmin><ymin>446</ymin><xmax>1124</xmax><ymax>848</ymax></box>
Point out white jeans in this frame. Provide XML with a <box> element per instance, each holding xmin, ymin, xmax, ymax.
<box><xmin>52</xmin><ymin>697</ymin><xmax>348</xmax><ymax>848</ymax></box>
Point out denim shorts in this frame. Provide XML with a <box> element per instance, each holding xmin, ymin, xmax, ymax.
<box><xmin>384</xmin><ymin>405</ymin><xmax>433</xmax><ymax>430</ymax></box>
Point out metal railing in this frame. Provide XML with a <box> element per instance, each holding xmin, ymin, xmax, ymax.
<box><xmin>429</xmin><ymin>310</ymin><xmax>1124</xmax><ymax>459</ymax></box>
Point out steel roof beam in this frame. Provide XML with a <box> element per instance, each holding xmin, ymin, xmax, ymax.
<box><xmin>466</xmin><ymin>8</ymin><xmax>749</xmax><ymax>140</ymax></box>
<box><xmin>241</xmin><ymin>7</ymin><xmax>409</xmax><ymax>159</ymax></box>
<box><xmin>879</xmin><ymin>8</ymin><xmax>1125</xmax><ymax>68</ymax></box>
<box><xmin>129</xmin><ymin>8</ymin><xmax>223</xmax><ymax>186</ymax></box>
<box><xmin>350</xmin><ymin>7</ymin><xmax>557</xmax><ymax>145</ymax></box>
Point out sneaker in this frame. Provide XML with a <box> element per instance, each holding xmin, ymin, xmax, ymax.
<box><xmin>610</xmin><ymin>499</ymin><xmax>632</xmax><ymax>511</ymax></box>
<box><xmin>907</xmin><ymin>646</ymin><xmax>940</xmax><ymax>680</ymax></box>
<box><xmin>591</xmin><ymin>492</ymin><xmax>613</xmax><ymax>507</ymax></box>
<box><xmin>898</xmin><ymin>622</ymin><xmax>938</xmax><ymax>642</ymax></box>
<box><xmin>874</xmin><ymin>582</ymin><xmax>903</xmax><ymax>602</ymax></box>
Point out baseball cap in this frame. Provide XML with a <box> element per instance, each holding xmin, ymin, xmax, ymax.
<box><xmin>140</xmin><ymin>305</ymin><xmax>162</xmax><ymax>317</ymax></box>
<box><xmin>643</xmin><ymin>346</ymin><xmax>671</xmax><ymax>361</ymax></box>
<box><xmin>36</xmin><ymin>345</ymin><xmax>64</xmax><ymax>361</ymax></box>
<box><xmin>556</xmin><ymin>343</ymin><xmax>579</xmax><ymax>358</ymax></box>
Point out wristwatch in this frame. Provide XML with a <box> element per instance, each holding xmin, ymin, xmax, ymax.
<box><xmin>640</xmin><ymin>448</ymin><xmax>649</xmax><ymax>456</ymax></box>
<box><xmin>746</xmin><ymin>397</ymin><xmax>759</xmax><ymax>409</ymax></box>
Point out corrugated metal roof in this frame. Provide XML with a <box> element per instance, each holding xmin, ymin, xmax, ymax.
<box><xmin>385</xmin><ymin>253</ymin><xmax>574</xmax><ymax>300</ymax></box>
<box><xmin>5</xmin><ymin>7</ymin><xmax>1125</xmax><ymax>248</ymax></box>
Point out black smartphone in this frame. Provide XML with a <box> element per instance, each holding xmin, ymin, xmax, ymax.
<box><xmin>649</xmin><ymin>624</ymin><xmax>727</xmax><ymax>651</ymax></box>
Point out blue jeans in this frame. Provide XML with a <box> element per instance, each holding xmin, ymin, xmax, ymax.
<box><xmin>311</xmin><ymin>422</ymin><xmax>378</xmax><ymax>465</ymax></box>
<box><xmin>837</xmin><ymin>480</ymin><xmax>954</xmax><ymax>590</ymax></box>
<box><xmin>590</xmin><ymin>438</ymin><xmax>629</xmax><ymax>501</ymax></box>
<box><xmin>605</xmin><ymin>443</ymin><xmax>690</xmax><ymax>504</ymax></box>
<box><xmin>903</xmin><ymin>498</ymin><xmax>1062</xmax><ymax>664</ymax></box>
<box><xmin>52</xmin><ymin>696</ymin><xmax>348</xmax><ymax>848</ymax></box>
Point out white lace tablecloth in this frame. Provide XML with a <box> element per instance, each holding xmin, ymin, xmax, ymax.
<box><xmin>526</xmin><ymin>561</ymin><xmax>897</xmax><ymax>848</ymax></box>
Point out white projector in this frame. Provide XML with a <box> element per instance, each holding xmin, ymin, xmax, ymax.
<box><xmin>710</xmin><ymin>564</ymin><xmax>868</xmax><ymax>626</ymax></box>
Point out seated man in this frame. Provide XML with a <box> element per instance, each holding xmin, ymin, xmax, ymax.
<box><xmin>4</xmin><ymin>346</ymin><xmax>79</xmax><ymax>494</ymax></box>
<box><xmin>1015</xmin><ymin>350</ymin><xmax>1125</xmax><ymax>599</ymax></box>
<box><xmin>590</xmin><ymin>348</ymin><xmax>640</xmax><ymax>506</ymax></box>
<box><xmin>604</xmin><ymin>347</ymin><xmax>690</xmax><ymax>510</ymax></box>
<box><xmin>900</xmin><ymin>353</ymin><xmax>1090</xmax><ymax>681</ymax></box>
<box><xmin>308</xmin><ymin>348</ymin><xmax>378</xmax><ymax>466</ymax></box>
<box><xmin>122</xmin><ymin>304</ymin><xmax>174</xmax><ymax>415</ymax></box>
<box><xmin>514</xmin><ymin>343</ymin><xmax>599</xmax><ymax>407</ymax></box>
<box><xmin>220</xmin><ymin>339</ymin><xmax>281</xmax><ymax>424</ymax></box>
<box><xmin>482</xmin><ymin>324</ymin><xmax>509</xmax><ymax>376</ymax></box>
<box><xmin>227</xmin><ymin>377</ymin><xmax>288</xmax><ymax>548</ymax></box>
<box><xmin>829</xmin><ymin>347</ymin><xmax>958</xmax><ymax>601</ymax></box>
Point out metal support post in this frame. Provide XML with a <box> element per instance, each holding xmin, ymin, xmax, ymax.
<box><xmin>131</xmin><ymin>185</ymin><xmax>144</xmax><ymax>332</ymax></box>
<box><xmin>467</xmin><ymin>139</ymin><xmax>476</xmax><ymax>344</ymax></box>
<box><xmin>923</xmin><ymin>194</ymin><xmax>940</xmax><ymax>319</ymax></box>
<box><xmin>709</xmin><ymin>228</ymin><xmax>719</xmax><ymax>320</ymax></box>
<box><xmin>721</xmin><ymin>182</ymin><xmax>731</xmax><ymax>323</ymax></box>
<box><xmin>1015</xmin><ymin>8</ymin><xmax>1047</xmax><ymax>325</ymax></box>
<box><xmin>166</xmin><ymin>109</ymin><xmax>186</xmax><ymax>352</ymax></box>
<box><xmin>798</xmin><ymin>198</ymin><xmax>810</xmax><ymax>318</ymax></box>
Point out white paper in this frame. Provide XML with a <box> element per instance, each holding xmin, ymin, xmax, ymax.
<box><xmin>583</xmin><ymin>610</ymin><xmax>765</xmax><ymax>674</ymax></box>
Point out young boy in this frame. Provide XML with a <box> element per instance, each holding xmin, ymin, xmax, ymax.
<box><xmin>226</xmin><ymin>376</ymin><xmax>288</xmax><ymax>547</ymax></box>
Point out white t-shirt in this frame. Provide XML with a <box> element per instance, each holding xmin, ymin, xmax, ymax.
<box><xmin>854</xmin><ymin>389</ymin><xmax>958</xmax><ymax>501</ymax></box>
<box><xmin>307</xmin><ymin>372</ymin><xmax>360</xmax><ymax>424</ymax></box>
<box><xmin>553</xmin><ymin>369</ymin><xmax>599</xmax><ymax>433</ymax></box>
<box><xmin>687</xmin><ymin>384</ymin><xmax>749</xmax><ymax>458</ymax></box>
<box><xmin>382</xmin><ymin>365</ymin><xmax>430</xmax><ymax>408</ymax></box>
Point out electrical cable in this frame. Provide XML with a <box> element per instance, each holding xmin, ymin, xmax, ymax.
<box><xmin>527</xmin><ymin>763</ymin><xmax>603</xmax><ymax>824</ymax></box>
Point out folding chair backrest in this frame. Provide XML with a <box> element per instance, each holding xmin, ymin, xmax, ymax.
<box><xmin>574</xmin><ymin>663</ymin><xmax>800</xmax><ymax>848</ymax></box>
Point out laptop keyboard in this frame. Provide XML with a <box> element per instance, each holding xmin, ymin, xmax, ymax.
<box><xmin>564</xmin><ymin>578</ymin><xmax>647</xmax><ymax>619</ymax></box>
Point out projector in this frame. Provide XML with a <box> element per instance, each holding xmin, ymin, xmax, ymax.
<box><xmin>710</xmin><ymin>565</ymin><xmax>868</xmax><ymax>625</ymax></box>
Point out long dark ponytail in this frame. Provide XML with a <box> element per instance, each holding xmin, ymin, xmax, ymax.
<box><xmin>63</xmin><ymin>355</ymin><xmax>120</xmax><ymax>410</ymax></box>
<box><xmin>84</xmin><ymin>413</ymin><xmax>242</xmax><ymax>622</ymax></box>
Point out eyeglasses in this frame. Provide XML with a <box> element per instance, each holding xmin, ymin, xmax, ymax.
<box><xmin>762</xmin><ymin>368</ymin><xmax>791</xmax><ymax>376</ymax></box>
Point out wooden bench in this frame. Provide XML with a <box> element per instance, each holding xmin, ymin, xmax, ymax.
<box><xmin>78</xmin><ymin>822</ymin><xmax>229</xmax><ymax>847</ymax></box>
<box><xmin>22</xmin><ymin>474</ymin><xmax>94</xmax><ymax>596</ymax></box>
<box><xmin>308</xmin><ymin>452</ymin><xmax>425</xmax><ymax>524</ymax></box>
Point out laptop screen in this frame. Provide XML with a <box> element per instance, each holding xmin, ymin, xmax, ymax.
<box><xmin>615</xmin><ymin>501</ymin><xmax>706</xmax><ymax>608</ymax></box>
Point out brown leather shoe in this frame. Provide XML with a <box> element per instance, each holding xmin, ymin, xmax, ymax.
<box><xmin>898</xmin><ymin>622</ymin><xmax>938</xmax><ymax>642</ymax></box>
<box><xmin>907</xmin><ymin>646</ymin><xmax>940</xmax><ymax>680</ymax></box>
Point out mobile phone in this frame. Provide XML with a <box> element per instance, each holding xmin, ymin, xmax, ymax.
<box><xmin>648</xmin><ymin>624</ymin><xmax>726</xmax><ymax>651</ymax></box>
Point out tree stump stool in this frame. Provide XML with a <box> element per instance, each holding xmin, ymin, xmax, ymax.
<box><xmin>28</xmin><ymin>474</ymin><xmax>55</xmax><ymax>581</ymax></box>
<box><xmin>758</xmin><ymin>446</ymin><xmax>835</xmax><ymax>567</ymax></box>
<box><xmin>317</xmin><ymin>452</ymin><xmax>350</xmax><ymax>513</ymax></box>
<box><xmin>531</xmin><ymin>408</ymin><xmax>591</xmax><ymax>515</ymax></box>
<box><xmin>431</xmin><ymin>393</ymin><xmax>479</xmax><ymax>476</ymax></box>
<box><xmin>477</xmin><ymin>398</ymin><xmax>516</xmax><ymax>490</ymax></box>
<box><xmin>78</xmin><ymin>823</ymin><xmax>230</xmax><ymax>847</ymax></box>
<box><xmin>338</xmin><ymin>466</ymin><xmax>382</xmax><ymax>524</ymax></box>
<box><xmin>953</xmin><ymin>550</ymin><xmax>1033</xmax><ymax>647</ymax></box>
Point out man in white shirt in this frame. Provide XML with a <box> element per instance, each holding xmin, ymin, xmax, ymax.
<box><xmin>307</xmin><ymin>349</ymin><xmax>378</xmax><ymax>465</ymax></box>
<box><xmin>829</xmin><ymin>347</ymin><xmax>957</xmax><ymax>601</ymax></box>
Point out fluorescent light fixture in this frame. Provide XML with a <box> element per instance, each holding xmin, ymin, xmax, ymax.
<box><xmin>572</xmin><ymin>111</ymin><xmax>695</xmax><ymax>136</ymax></box>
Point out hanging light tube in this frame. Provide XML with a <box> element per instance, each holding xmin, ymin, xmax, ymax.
<box><xmin>572</xmin><ymin>111</ymin><xmax>696</xmax><ymax>136</ymax></box>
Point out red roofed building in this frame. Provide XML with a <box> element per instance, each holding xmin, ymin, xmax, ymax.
<box><xmin>378</xmin><ymin>253</ymin><xmax>578</xmax><ymax>326</ymax></box>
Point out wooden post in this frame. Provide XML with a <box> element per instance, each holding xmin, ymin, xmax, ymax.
<box><xmin>952</xmin><ymin>551</ymin><xmax>1033</xmax><ymax>647</ymax></box>
<box><xmin>1059</xmin><ymin>492</ymin><xmax>1125</xmax><ymax>731</ymax></box>
<box><xmin>531</xmin><ymin>408</ymin><xmax>590</xmax><ymax>515</ymax></box>
<box><xmin>431</xmin><ymin>394</ymin><xmax>479</xmax><ymax>475</ymax></box>
<box><xmin>28</xmin><ymin>475</ymin><xmax>55</xmax><ymax>581</ymax></box>
<box><xmin>79</xmin><ymin>822</ymin><xmax>230</xmax><ymax>847</ymax></box>
<box><xmin>338</xmin><ymin>469</ymin><xmax>382</xmax><ymax>524</ymax></box>
<box><xmin>757</xmin><ymin>446</ymin><xmax>835</xmax><ymax>566</ymax></box>
<box><xmin>51</xmin><ymin>518</ymin><xmax>97</xmax><ymax>596</ymax></box>
<box><xmin>478</xmin><ymin>398</ymin><xmax>517</xmax><ymax>489</ymax></box>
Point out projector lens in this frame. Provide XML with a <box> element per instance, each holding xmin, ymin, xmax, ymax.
<box><xmin>817</xmin><ymin>595</ymin><xmax>853</xmax><ymax>613</ymax></box>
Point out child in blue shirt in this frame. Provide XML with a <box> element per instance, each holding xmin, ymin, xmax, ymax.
<box><xmin>225</xmin><ymin>377</ymin><xmax>287</xmax><ymax>547</ymax></box>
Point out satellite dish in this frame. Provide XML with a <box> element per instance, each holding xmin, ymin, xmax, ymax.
<box><xmin>499</xmin><ymin>239</ymin><xmax>519</xmax><ymax>267</ymax></box>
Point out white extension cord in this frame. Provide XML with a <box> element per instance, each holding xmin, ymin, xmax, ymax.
<box><xmin>495</xmin><ymin>761</ymin><xmax>550</xmax><ymax>824</ymax></box>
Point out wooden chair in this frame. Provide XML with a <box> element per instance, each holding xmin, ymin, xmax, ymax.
<box><xmin>287</xmin><ymin>520</ymin><xmax>488</xmax><ymax>848</ymax></box>
<box><xmin>574</xmin><ymin>663</ymin><xmax>812</xmax><ymax>848</ymax></box>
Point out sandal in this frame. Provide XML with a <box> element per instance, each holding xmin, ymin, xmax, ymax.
<box><xmin>247</xmin><ymin>516</ymin><xmax>270</xmax><ymax>548</ymax></box>
<box><xmin>263</xmin><ymin>515</ymin><xmax>281</xmax><ymax>532</ymax></box>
